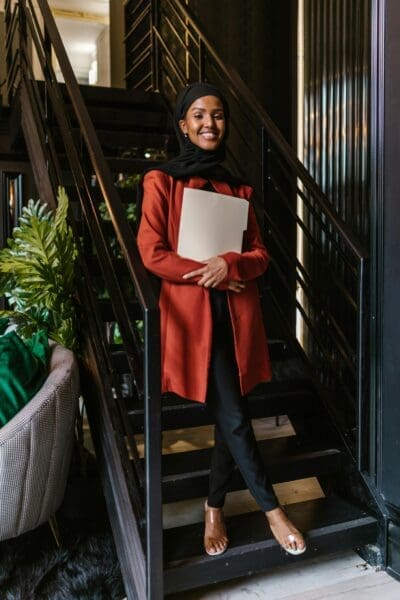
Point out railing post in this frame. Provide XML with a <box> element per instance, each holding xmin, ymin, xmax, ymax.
<box><xmin>261</xmin><ymin>126</ymin><xmax>269</xmax><ymax>210</ymax></box>
<box><xmin>357</xmin><ymin>256</ymin><xmax>369</xmax><ymax>472</ymax></box>
<box><xmin>198</xmin><ymin>38</ymin><xmax>205</xmax><ymax>82</ymax></box>
<box><xmin>144</xmin><ymin>307</ymin><xmax>163</xmax><ymax>599</ymax></box>
<box><xmin>150</xmin><ymin>0</ymin><xmax>159</xmax><ymax>91</ymax></box>
<box><xmin>18</xmin><ymin>0</ymin><xmax>27</xmax><ymax>75</ymax></box>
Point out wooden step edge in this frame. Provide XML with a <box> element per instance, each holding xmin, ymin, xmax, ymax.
<box><xmin>160</xmin><ymin>448</ymin><xmax>343</xmax><ymax>504</ymax></box>
<box><xmin>163</xmin><ymin>497</ymin><xmax>377</xmax><ymax>594</ymax></box>
<box><xmin>127</xmin><ymin>388</ymin><xmax>317</xmax><ymax>432</ymax></box>
<box><xmin>161</xmin><ymin>448</ymin><xmax>343</xmax><ymax>481</ymax></box>
<box><xmin>106</xmin><ymin>157</ymin><xmax>161</xmax><ymax>173</ymax></box>
<box><xmin>126</xmin><ymin>382</ymin><xmax>315</xmax><ymax>412</ymax></box>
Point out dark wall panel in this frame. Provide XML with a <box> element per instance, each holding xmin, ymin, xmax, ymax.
<box><xmin>188</xmin><ymin>0</ymin><xmax>294</xmax><ymax>142</ymax></box>
<box><xmin>302</xmin><ymin>0</ymin><xmax>370</xmax><ymax>244</ymax></box>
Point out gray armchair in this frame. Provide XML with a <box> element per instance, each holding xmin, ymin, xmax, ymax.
<box><xmin>0</xmin><ymin>343</ymin><xmax>79</xmax><ymax>541</ymax></box>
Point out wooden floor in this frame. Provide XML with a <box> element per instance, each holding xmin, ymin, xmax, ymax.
<box><xmin>168</xmin><ymin>551</ymin><xmax>400</xmax><ymax>599</ymax></box>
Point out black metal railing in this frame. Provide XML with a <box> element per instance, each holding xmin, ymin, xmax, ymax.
<box><xmin>125</xmin><ymin>0</ymin><xmax>369</xmax><ymax>464</ymax></box>
<box><xmin>5</xmin><ymin>1</ymin><xmax>162</xmax><ymax>598</ymax></box>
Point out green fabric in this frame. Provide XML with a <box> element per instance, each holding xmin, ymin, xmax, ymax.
<box><xmin>0</xmin><ymin>318</ymin><xmax>9</xmax><ymax>336</ymax></box>
<box><xmin>0</xmin><ymin>325</ymin><xmax>49</xmax><ymax>427</ymax></box>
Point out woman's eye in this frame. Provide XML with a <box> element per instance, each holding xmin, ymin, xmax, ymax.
<box><xmin>194</xmin><ymin>114</ymin><xmax>203</xmax><ymax>119</ymax></box>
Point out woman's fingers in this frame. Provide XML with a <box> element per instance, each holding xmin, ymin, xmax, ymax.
<box><xmin>183</xmin><ymin>256</ymin><xmax>228</xmax><ymax>286</ymax></box>
<box><xmin>182</xmin><ymin>266</ymin><xmax>207</xmax><ymax>279</ymax></box>
<box><xmin>228</xmin><ymin>281</ymin><xmax>246</xmax><ymax>293</ymax></box>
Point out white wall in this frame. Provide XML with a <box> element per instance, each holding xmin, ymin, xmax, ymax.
<box><xmin>96</xmin><ymin>25</ymin><xmax>111</xmax><ymax>87</ymax></box>
<box><xmin>109</xmin><ymin>0</ymin><xmax>125</xmax><ymax>88</ymax></box>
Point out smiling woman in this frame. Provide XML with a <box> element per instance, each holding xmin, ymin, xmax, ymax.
<box><xmin>137</xmin><ymin>82</ymin><xmax>307</xmax><ymax>559</ymax></box>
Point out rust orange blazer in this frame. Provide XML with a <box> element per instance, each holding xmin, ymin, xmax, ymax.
<box><xmin>137</xmin><ymin>170</ymin><xmax>272</xmax><ymax>403</ymax></box>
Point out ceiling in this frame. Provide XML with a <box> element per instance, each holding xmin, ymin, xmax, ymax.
<box><xmin>49</xmin><ymin>0</ymin><xmax>109</xmax><ymax>16</ymax></box>
<box><xmin>0</xmin><ymin>0</ymin><xmax>111</xmax><ymax>83</ymax></box>
<box><xmin>50</xmin><ymin>1</ymin><xmax>110</xmax><ymax>83</ymax></box>
<box><xmin>54</xmin><ymin>18</ymin><xmax>106</xmax><ymax>81</ymax></box>
<box><xmin>0</xmin><ymin>1</ymin><xmax>109</xmax><ymax>15</ymax></box>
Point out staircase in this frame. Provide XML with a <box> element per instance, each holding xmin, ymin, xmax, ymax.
<box><xmin>62</xmin><ymin>83</ymin><xmax>378</xmax><ymax>595</ymax></box>
<box><xmin>3</xmin><ymin>0</ymin><xmax>382</xmax><ymax>598</ymax></box>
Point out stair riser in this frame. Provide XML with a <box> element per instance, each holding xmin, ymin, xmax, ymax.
<box><xmin>129</xmin><ymin>392</ymin><xmax>316</xmax><ymax>432</ymax></box>
<box><xmin>68</xmin><ymin>106</ymin><xmax>170</xmax><ymax>131</ymax></box>
<box><xmin>164</xmin><ymin>520</ymin><xmax>377</xmax><ymax>594</ymax></box>
<box><xmin>161</xmin><ymin>451</ymin><xmax>343</xmax><ymax>503</ymax></box>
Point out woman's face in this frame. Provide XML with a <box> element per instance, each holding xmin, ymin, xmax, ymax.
<box><xmin>179</xmin><ymin>95</ymin><xmax>226</xmax><ymax>151</ymax></box>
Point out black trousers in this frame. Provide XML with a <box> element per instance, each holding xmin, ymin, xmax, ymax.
<box><xmin>206</xmin><ymin>290</ymin><xmax>279</xmax><ymax>512</ymax></box>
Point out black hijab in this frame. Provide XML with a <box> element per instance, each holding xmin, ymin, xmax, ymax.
<box><xmin>146</xmin><ymin>82</ymin><xmax>243</xmax><ymax>182</ymax></box>
<box><xmin>136</xmin><ymin>82</ymin><xmax>244</xmax><ymax>224</ymax></box>
<box><xmin>160</xmin><ymin>82</ymin><xmax>242</xmax><ymax>184</ymax></box>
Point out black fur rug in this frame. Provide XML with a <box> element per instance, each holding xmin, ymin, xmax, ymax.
<box><xmin>0</xmin><ymin>450</ymin><xmax>125</xmax><ymax>600</ymax></box>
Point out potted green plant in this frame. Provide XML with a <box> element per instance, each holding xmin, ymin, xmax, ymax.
<box><xmin>0</xmin><ymin>187</ymin><xmax>78</xmax><ymax>350</ymax></box>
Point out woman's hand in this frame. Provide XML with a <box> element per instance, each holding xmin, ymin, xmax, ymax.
<box><xmin>227</xmin><ymin>280</ymin><xmax>246</xmax><ymax>293</ymax></box>
<box><xmin>183</xmin><ymin>256</ymin><xmax>228</xmax><ymax>287</ymax></box>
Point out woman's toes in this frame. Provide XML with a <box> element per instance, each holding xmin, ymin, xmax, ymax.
<box><xmin>287</xmin><ymin>532</ymin><xmax>305</xmax><ymax>552</ymax></box>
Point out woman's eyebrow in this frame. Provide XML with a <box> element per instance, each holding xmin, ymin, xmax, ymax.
<box><xmin>189</xmin><ymin>105</ymin><xmax>224</xmax><ymax>112</ymax></box>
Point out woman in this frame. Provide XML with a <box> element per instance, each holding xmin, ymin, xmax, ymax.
<box><xmin>137</xmin><ymin>82</ymin><xmax>306</xmax><ymax>557</ymax></box>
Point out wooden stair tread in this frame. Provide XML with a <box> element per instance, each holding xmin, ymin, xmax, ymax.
<box><xmin>163</xmin><ymin>496</ymin><xmax>377</xmax><ymax>593</ymax></box>
<box><xmin>106</xmin><ymin>156</ymin><xmax>161</xmax><ymax>173</ymax></box>
<box><xmin>161</xmin><ymin>435</ymin><xmax>343</xmax><ymax>477</ymax></box>
<box><xmin>80</xmin><ymin>105</ymin><xmax>170</xmax><ymax>130</ymax></box>
<box><xmin>74</xmin><ymin>84</ymin><xmax>167</xmax><ymax>110</ymax></box>
<box><xmin>159</xmin><ymin>436</ymin><xmax>343</xmax><ymax>502</ymax></box>
<box><xmin>127</xmin><ymin>384</ymin><xmax>316</xmax><ymax>432</ymax></box>
<box><xmin>41</xmin><ymin>80</ymin><xmax>167</xmax><ymax>110</ymax></box>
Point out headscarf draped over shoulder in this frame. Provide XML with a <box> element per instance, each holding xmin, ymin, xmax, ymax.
<box><xmin>143</xmin><ymin>82</ymin><xmax>243</xmax><ymax>184</ymax></box>
<box><xmin>136</xmin><ymin>82</ymin><xmax>245</xmax><ymax>223</ymax></box>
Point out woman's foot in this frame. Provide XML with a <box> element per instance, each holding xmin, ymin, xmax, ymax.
<box><xmin>204</xmin><ymin>500</ymin><xmax>228</xmax><ymax>556</ymax></box>
<box><xmin>266</xmin><ymin>506</ymin><xmax>306</xmax><ymax>555</ymax></box>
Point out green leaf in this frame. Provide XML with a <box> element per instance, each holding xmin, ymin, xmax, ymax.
<box><xmin>0</xmin><ymin>191</ymin><xmax>78</xmax><ymax>350</ymax></box>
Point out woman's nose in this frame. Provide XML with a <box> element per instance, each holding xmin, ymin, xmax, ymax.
<box><xmin>203</xmin><ymin>114</ymin><xmax>214</xmax><ymax>127</ymax></box>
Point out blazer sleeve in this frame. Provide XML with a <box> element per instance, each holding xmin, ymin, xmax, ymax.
<box><xmin>137</xmin><ymin>171</ymin><xmax>205</xmax><ymax>284</ymax></box>
<box><xmin>220</xmin><ymin>203</ymin><xmax>270</xmax><ymax>281</ymax></box>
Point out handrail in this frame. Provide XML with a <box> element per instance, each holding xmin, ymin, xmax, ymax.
<box><xmin>157</xmin><ymin>0</ymin><xmax>368</xmax><ymax>261</ymax></box>
<box><xmin>21</xmin><ymin>0</ymin><xmax>143</xmax><ymax>387</ymax></box>
<box><xmin>6</xmin><ymin>1</ymin><xmax>163</xmax><ymax>597</ymax></box>
<box><xmin>36</xmin><ymin>0</ymin><xmax>159</xmax><ymax>313</ymax></box>
<box><xmin>125</xmin><ymin>0</ymin><xmax>370</xmax><ymax>463</ymax></box>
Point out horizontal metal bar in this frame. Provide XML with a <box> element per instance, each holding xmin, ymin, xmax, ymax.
<box><xmin>5</xmin><ymin>5</ymin><xmax>19</xmax><ymax>52</ymax></box>
<box><xmin>128</xmin><ymin>29</ymin><xmax>150</xmax><ymax>57</ymax></box>
<box><xmin>124</xmin><ymin>4</ymin><xmax>151</xmax><ymax>43</ymax></box>
<box><xmin>34</xmin><ymin>0</ymin><xmax>158</xmax><ymax>314</ymax></box>
<box><xmin>125</xmin><ymin>46</ymin><xmax>151</xmax><ymax>78</ymax></box>
<box><xmin>269</xmin><ymin>258</ymin><xmax>357</xmax><ymax>377</ymax></box>
<box><xmin>163</xmin><ymin>13</ymin><xmax>199</xmax><ymax>55</ymax></box>
<box><xmin>268</xmin><ymin>290</ymin><xmax>357</xmax><ymax>403</ymax></box>
<box><xmin>131</xmin><ymin>69</ymin><xmax>152</xmax><ymax>90</ymax></box>
<box><xmin>268</xmin><ymin>149</ymin><xmax>359</xmax><ymax>273</ymax></box>
<box><xmin>161</xmin><ymin>0</ymin><xmax>201</xmax><ymax>49</ymax></box>
<box><xmin>23</xmin><ymin>0</ymin><xmax>149</xmax><ymax>390</ymax></box>
<box><xmin>265</xmin><ymin>223</ymin><xmax>358</xmax><ymax>364</ymax></box>
<box><xmin>161</xmin><ymin>0</ymin><xmax>368</xmax><ymax>261</ymax></box>
<box><xmin>126</xmin><ymin>0</ymin><xmax>147</xmax><ymax>24</ymax></box>
<box><xmin>153</xmin><ymin>27</ymin><xmax>187</xmax><ymax>86</ymax></box>
<box><xmin>266</xmin><ymin>174</ymin><xmax>359</xmax><ymax>295</ymax></box>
